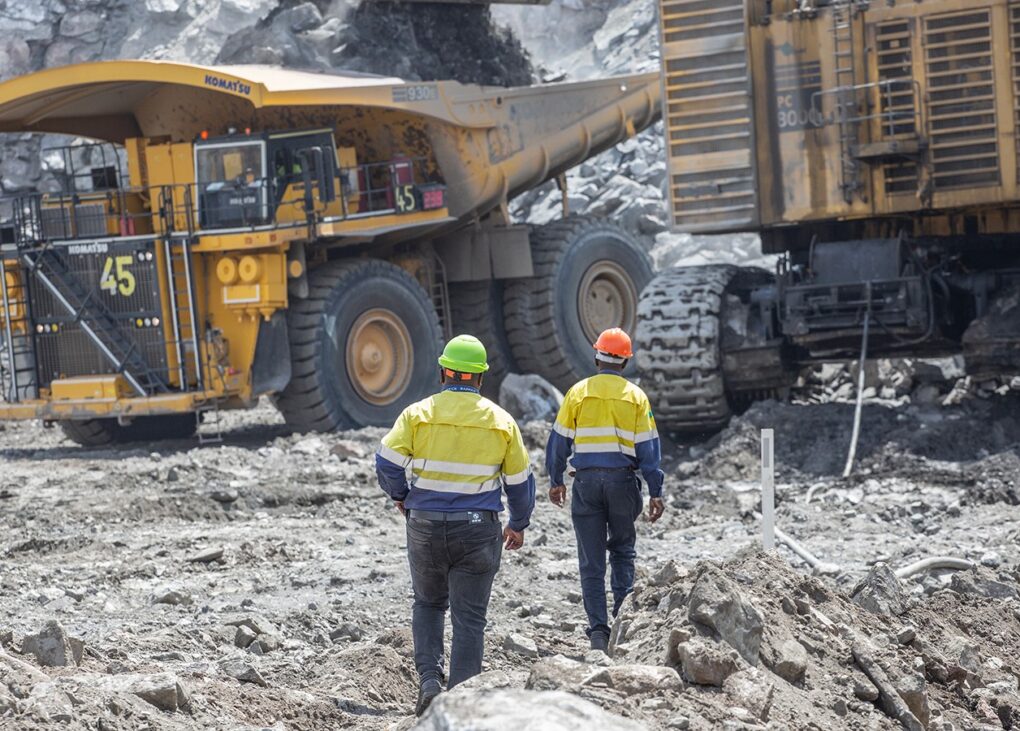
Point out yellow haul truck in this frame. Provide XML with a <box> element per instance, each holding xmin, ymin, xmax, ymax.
<box><xmin>638</xmin><ymin>0</ymin><xmax>1020</xmax><ymax>430</ymax></box>
<box><xmin>0</xmin><ymin>61</ymin><xmax>659</xmax><ymax>445</ymax></box>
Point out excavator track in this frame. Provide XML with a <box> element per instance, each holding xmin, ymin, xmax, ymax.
<box><xmin>635</xmin><ymin>265</ymin><xmax>738</xmax><ymax>433</ymax></box>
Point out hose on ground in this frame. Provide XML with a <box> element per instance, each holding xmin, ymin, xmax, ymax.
<box><xmin>842</xmin><ymin>310</ymin><xmax>870</xmax><ymax>478</ymax></box>
<box><xmin>894</xmin><ymin>556</ymin><xmax>975</xmax><ymax>580</ymax></box>
<box><xmin>754</xmin><ymin>512</ymin><xmax>841</xmax><ymax>575</ymax></box>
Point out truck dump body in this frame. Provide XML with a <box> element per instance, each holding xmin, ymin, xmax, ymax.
<box><xmin>0</xmin><ymin>61</ymin><xmax>660</xmax><ymax>435</ymax></box>
<box><xmin>0</xmin><ymin>61</ymin><xmax>658</xmax><ymax>229</ymax></box>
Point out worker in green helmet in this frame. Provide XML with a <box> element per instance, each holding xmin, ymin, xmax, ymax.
<box><xmin>376</xmin><ymin>334</ymin><xmax>536</xmax><ymax>716</ymax></box>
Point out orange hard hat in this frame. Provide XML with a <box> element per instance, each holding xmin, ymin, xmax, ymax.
<box><xmin>593</xmin><ymin>328</ymin><xmax>634</xmax><ymax>359</ymax></box>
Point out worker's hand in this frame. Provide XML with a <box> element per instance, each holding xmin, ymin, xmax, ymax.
<box><xmin>648</xmin><ymin>497</ymin><xmax>665</xmax><ymax>524</ymax></box>
<box><xmin>549</xmin><ymin>485</ymin><xmax>567</xmax><ymax>508</ymax></box>
<box><xmin>394</xmin><ymin>500</ymin><xmax>406</xmax><ymax>516</ymax></box>
<box><xmin>503</xmin><ymin>527</ymin><xmax>524</xmax><ymax>551</ymax></box>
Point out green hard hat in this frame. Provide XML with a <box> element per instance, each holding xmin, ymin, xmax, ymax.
<box><xmin>438</xmin><ymin>334</ymin><xmax>489</xmax><ymax>374</ymax></box>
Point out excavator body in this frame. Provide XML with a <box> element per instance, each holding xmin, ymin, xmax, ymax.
<box><xmin>641</xmin><ymin>0</ymin><xmax>1020</xmax><ymax>431</ymax></box>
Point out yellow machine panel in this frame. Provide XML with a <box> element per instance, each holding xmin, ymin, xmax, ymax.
<box><xmin>0</xmin><ymin>60</ymin><xmax>661</xmax><ymax>440</ymax></box>
<box><xmin>661</xmin><ymin>0</ymin><xmax>1020</xmax><ymax>242</ymax></box>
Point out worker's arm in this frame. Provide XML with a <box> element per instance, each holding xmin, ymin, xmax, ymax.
<box><xmin>634</xmin><ymin>396</ymin><xmax>664</xmax><ymax>498</ymax></box>
<box><xmin>545</xmin><ymin>390</ymin><xmax>576</xmax><ymax>487</ymax></box>
<box><xmin>376</xmin><ymin>409</ymin><xmax>414</xmax><ymax>502</ymax></box>
<box><xmin>502</xmin><ymin>421</ymin><xmax>536</xmax><ymax>532</ymax></box>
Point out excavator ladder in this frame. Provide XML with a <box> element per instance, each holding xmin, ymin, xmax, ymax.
<box><xmin>831</xmin><ymin>0</ymin><xmax>862</xmax><ymax>202</ymax></box>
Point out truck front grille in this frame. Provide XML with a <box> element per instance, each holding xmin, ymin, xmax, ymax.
<box><xmin>27</xmin><ymin>239</ymin><xmax>168</xmax><ymax>389</ymax></box>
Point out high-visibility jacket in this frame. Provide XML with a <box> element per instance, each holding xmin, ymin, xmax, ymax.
<box><xmin>545</xmin><ymin>372</ymin><xmax>664</xmax><ymax>496</ymax></box>
<box><xmin>376</xmin><ymin>385</ymin><xmax>536</xmax><ymax>531</ymax></box>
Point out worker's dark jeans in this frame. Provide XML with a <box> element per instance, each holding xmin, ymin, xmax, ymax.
<box><xmin>405</xmin><ymin>515</ymin><xmax>502</xmax><ymax>689</ymax></box>
<box><xmin>571</xmin><ymin>469</ymin><xmax>643</xmax><ymax>638</ymax></box>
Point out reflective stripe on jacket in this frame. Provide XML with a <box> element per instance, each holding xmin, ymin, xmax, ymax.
<box><xmin>545</xmin><ymin>372</ymin><xmax>664</xmax><ymax>497</ymax></box>
<box><xmin>375</xmin><ymin>386</ymin><xmax>536</xmax><ymax>530</ymax></box>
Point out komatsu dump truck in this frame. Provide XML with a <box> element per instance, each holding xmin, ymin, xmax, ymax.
<box><xmin>639</xmin><ymin>0</ymin><xmax>1020</xmax><ymax>431</ymax></box>
<box><xmin>0</xmin><ymin>61</ymin><xmax>658</xmax><ymax>444</ymax></box>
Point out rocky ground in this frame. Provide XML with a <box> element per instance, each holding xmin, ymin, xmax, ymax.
<box><xmin>1</xmin><ymin>374</ymin><xmax>1018</xmax><ymax>729</ymax></box>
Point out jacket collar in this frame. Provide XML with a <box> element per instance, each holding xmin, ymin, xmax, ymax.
<box><xmin>442</xmin><ymin>385</ymin><xmax>480</xmax><ymax>393</ymax></box>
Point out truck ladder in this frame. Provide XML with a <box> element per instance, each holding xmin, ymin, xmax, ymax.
<box><xmin>20</xmin><ymin>248</ymin><xmax>169</xmax><ymax>397</ymax></box>
<box><xmin>161</xmin><ymin>235</ymin><xmax>205</xmax><ymax>393</ymax></box>
<box><xmin>0</xmin><ymin>257</ymin><xmax>37</xmax><ymax>402</ymax></box>
<box><xmin>832</xmin><ymin>1</ymin><xmax>862</xmax><ymax>202</ymax></box>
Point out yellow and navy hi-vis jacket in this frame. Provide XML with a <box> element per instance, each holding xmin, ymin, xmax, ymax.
<box><xmin>375</xmin><ymin>385</ymin><xmax>536</xmax><ymax>531</ymax></box>
<box><xmin>545</xmin><ymin>372</ymin><xmax>664</xmax><ymax>497</ymax></box>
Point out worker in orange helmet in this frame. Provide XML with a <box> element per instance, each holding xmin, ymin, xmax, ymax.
<box><xmin>545</xmin><ymin>327</ymin><xmax>665</xmax><ymax>652</ymax></box>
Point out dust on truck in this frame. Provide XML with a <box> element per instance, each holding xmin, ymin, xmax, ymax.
<box><xmin>0</xmin><ymin>61</ymin><xmax>659</xmax><ymax>445</ymax></box>
<box><xmin>639</xmin><ymin>0</ymin><xmax>1020</xmax><ymax>431</ymax></box>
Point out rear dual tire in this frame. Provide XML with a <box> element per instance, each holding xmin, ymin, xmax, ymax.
<box><xmin>503</xmin><ymin>216</ymin><xmax>653</xmax><ymax>393</ymax></box>
<box><xmin>276</xmin><ymin>259</ymin><xmax>443</xmax><ymax>432</ymax></box>
<box><xmin>60</xmin><ymin>414</ymin><xmax>197</xmax><ymax>447</ymax></box>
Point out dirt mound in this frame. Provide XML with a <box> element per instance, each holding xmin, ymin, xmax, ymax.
<box><xmin>695</xmin><ymin>395</ymin><xmax>1020</xmax><ymax>481</ymax></box>
<box><xmin>603</xmin><ymin>550</ymin><xmax>1020</xmax><ymax>729</ymax></box>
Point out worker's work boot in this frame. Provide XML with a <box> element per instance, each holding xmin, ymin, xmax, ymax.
<box><xmin>415</xmin><ymin>678</ymin><xmax>442</xmax><ymax>716</ymax></box>
<box><xmin>589</xmin><ymin>630</ymin><xmax>610</xmax><ymax>652</ymax></box>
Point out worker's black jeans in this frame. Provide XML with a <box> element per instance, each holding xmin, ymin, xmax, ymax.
<box><xmin>571</xmin><ymin>469</ymin><xmax>643</xmax><ymax>638</ymax></box>
<box><xmin>405</xmin><ymin>515</ymin><xmax>502</xmax><ymax>688</ymax></box>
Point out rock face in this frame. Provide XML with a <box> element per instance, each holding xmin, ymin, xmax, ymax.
<box><xmin>851</xmin><ymin>563</ymin><xmax>907</xmax><ymax>615</ymax></box>
<box><xmin>413</xmin><ymin>689</ymin><xmax>650</xmax><ymax>730</ymax></box>
<box><xmin>687</xmin><ymin>567</ymin><xmax>763</xmax><ymax>664</ymax></box>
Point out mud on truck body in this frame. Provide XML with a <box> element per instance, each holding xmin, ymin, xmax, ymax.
<box><xmin>640</xmin><ymin>0</ymin><xmax>1020</xmax><ymax>431</ymax></box>
<box><xmin>0</xmin><ymin>61</ymin><xmax>659</xmax><ymax>445</ymax></box>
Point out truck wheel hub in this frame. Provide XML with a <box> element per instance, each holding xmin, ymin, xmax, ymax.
<box><xmin>346</xmin><ymin>309</ymin><xmax>413</xmax><ymax>405</ymax></box>
<box><xmin>578</xmin><ymin>261</ymin><xmax>637</xmax><ymax>343</ymax></box>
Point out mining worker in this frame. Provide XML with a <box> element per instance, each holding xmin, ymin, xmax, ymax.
<box><xmin>546</xmin><ymin>327</ymin><xmax>665</xmax><ymax>652</ymax></box>
<box><xmin>375</xmin><ymin>334</ymin><xmax>536</xmax><ymax>715</ymax></box>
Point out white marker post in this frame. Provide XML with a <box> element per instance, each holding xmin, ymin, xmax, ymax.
<box><xmin>761</xmin><ymin>428</ymin><xmax>775</xmax><ymax>551</ymax></box>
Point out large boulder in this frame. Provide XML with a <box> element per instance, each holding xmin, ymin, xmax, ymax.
<box><xmin>499</xmin><ymin>374</ymin><xmax>564</xmax><ymax>423</ymax></box>
<box><xmin>21</xmin><ymin>621</ymin><xmax>81</xmax><ymax>667</ymax></box>
<box><xmin>676</xmin><ymin>638</ymin><xmax>741</xmax><ymax>686</ymax></box>
<box><xmin>687</xmin><ymin>567</ymin><xmax>763</xmax><ymax>664</ymax></box>
<box><xmin>582</xmin><ymin>664</ymin><xmax>682</xmax><ymax>696</ymax></box>
<box><xmin>89</xmin><ymin>673</ymin><xmax>191</xmax><ymax>712</ymax></box>
<box><xmin>413</xmin><ymin>689</ymin><xmax>649</xmax><ymax>730</ymax></box>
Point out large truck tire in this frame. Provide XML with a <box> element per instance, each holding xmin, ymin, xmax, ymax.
<box><xmin>448</xmin><ymin>280</ymin><xmax>517</xmax><ymax>399</ymax></box>
<box><xmin>635</xmin><ymin>265</ymin><xmax>737</xmax><ymax>433</ymax></box>
<box><xmin>276</xmin><ymin>259</ymin><xmax>443</xmax><ymax>432</ymax></box>
<box><xmin>503</xmin><ymin>216</ymin><xmax>653</xmax><ymax>393</ymax></box>
<box><xmin>59</xmin><ymin>414</ymin><xmax>197</xmax><ymax>447</ymax></box>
